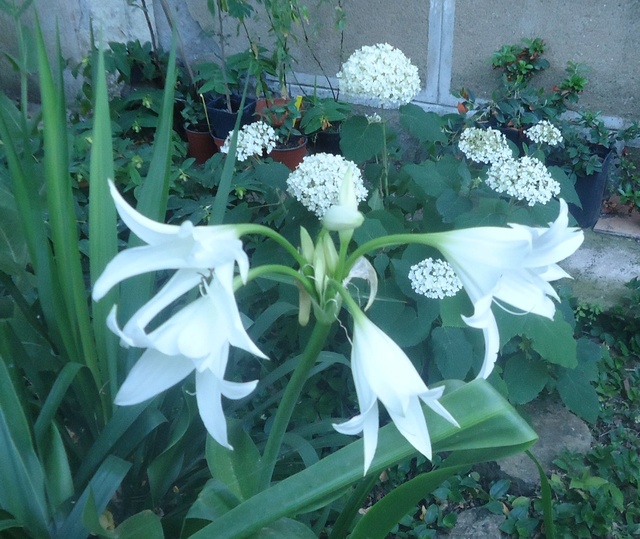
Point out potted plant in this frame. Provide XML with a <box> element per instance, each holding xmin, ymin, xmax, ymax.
<box><xmin>261</xmin><ymin>98</ymin><xmax>307</xmax><ymax>169</ymax></box>
<box><xmin>457</xmin><ymin>38</ymin><xmax>588</xmax><ymax>152</ymax></box>
<box><xmin>549</xmin><ymin>112</ymin><xmax>640</xmax><ymax>227</ymax></box>
<box><xmin>180</xmin><ymin>93</ymin><xmax>217</xmax><ymax>164</ymax></box>
<box><xmin>200</xmin><ymin>0</ymin><xmax>259</xmax><ymax>138</ymax></box>
<box><xmin>299</xmin><ymin>95</ymin><xmax>352</xmax><ymax>155</ymax></box>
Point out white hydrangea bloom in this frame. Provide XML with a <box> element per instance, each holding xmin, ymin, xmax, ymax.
<box><xmin>458</xmin><ymin>127</ymin><xmax>513</xmax><ymax>164</ymax></box>
<box><xmin>337</xmin><ymin>43</ymin><xmax>421</xmax><ymax>109</ymax></box>
<box><xmin>286</xmin><ymin>153</ymin><xmax>367</xmax><ymax>217</ymax></box>
<box><xmin>486</xmin><ymin>156</ymin><xmax>561</xmax><ymax>206</ymax></box>
<box><xmin>525</xmin><ymin>120</ymin><xmax>563</xmax><ymax>146</ymax></box>
<box><xmin>221</xmin><ymin>121</ymin><xmax>277</xmax><ymax>162</ymax></box>
<box><xmin>408</xmin><ymin>258</ymin><xmax>462</xmax><ymax>299</ymax></box>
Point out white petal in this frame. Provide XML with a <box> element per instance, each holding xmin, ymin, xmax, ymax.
<box><xmin>92</xmin><ymin>241</ymin><xmax>194</xmax><ymax>300</ymax></box>
<box><xmin>114</xmin><ymin>349</ymin><xmax>194</xmax><ymax>405</ymax></box>
<box><xmin>108</xmin><ymin>180</ymin><xmax>182</xmax><ymax>245</ymax></box>
<box><xmin>333</xmin><ymin>402</ymin><xmax>379</xmax><ymax>474</ymax></box>
<box><xmin>196</xmin><ymin>369</ymin><xmax>232</xmax><ymax>449</ymax></box>
<box><xmin>462</xmin><ymin>305</ymin><xmax>500</xmax><ymax>379</ymax></box>
<box><xmin>204</xmin><ymin>275</ymin><xmax>268</xmax><ymax>360</ymax></box>
<box><xmin>343</xmin><ymin>257</ymin><xmax>378</xmax><ymax>311</ymax></box>
<box><xmin>386</xmin><ymin>397</ymin><xmax>433</xmax><ymax>461</ymax></box>
<box><xmin>353</xmin><ymin>315</ymin><xmax>428</xmax><ymax>415</ymax></box>
<box><xmin>420</xmin><ymin>387</ymin><xmax>459</xmax><ymax>428</ymax></box>
<box><xmin>119</xmin><ymin>269</ymin><xmax>204</xmax><ymax>344</ymax></box>
<box><xmin>219</xmin><ymin>378</ymin><xmax>259</xmax><ymax>400</ymax></box>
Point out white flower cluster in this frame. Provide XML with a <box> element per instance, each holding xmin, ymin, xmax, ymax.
<box><xmin>486</xmin><ymin>155</ymin><xmax>561</xmax><ymax>206</ymax></box>
<box><xmin>366</xmin><ymin>113</ymin><xmax>382</xmax><ymax>124</ymax></box>
<box><xmin>337</xmin><ymin>43</ymin><xmax>421</xmax><ymax>109</ymax></box>
<box><xmin>221</xmin><ymin>121</ymin><xmax>277</xmax><ymax>162</ymax></box>
<box><xmin>408</xmin><ymin>258</ymin><xmax>462</xmax><ymax>299</ymax></box>
<box><xmin>525</xmin><ymin>120</ymin><xmax>563</xmax><ymax>146</ymax></box>
<box><xmin>286</xmin><ymin>153</ymin><xmax>367</xmax><ymax>217</ymax></box>
<box><xmin>458</xmin><ymin>127</ymin><xmax>513</xmax><ymax>164</ymax></box>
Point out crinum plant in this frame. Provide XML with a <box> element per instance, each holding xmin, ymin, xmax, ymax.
<box><xmin>93</xmin><ymin>134</ymin><xmax>582</xmax><ymax>535</ymax></box>
<box><xmin>1</xmin><ymin>19</ymin><xmax>583</xmax><ymax>538</ymax></box>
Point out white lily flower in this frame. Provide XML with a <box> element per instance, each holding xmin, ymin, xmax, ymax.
<box><xmin>112</xmin><ymin>265</ymin><xmax>268</xmax><ymax>449</ymax></box>
<box><xmin>93</xmin><ymin>180</ymin><xmax>266</xmax><ymax>448</ymax></box>
<box><xmin>334</xmin><ymin>308</ymin><xmax>458</xmax><ymax>474</ymax></box>
<box><xmin>425</xmin><ymin>200</ymin><xmax>583</xmax><ymax>379</ymax></box>
<box><xmin>92</xmin><ymin>180</ymin><xmax>248</xmax><ymax>302</ymax></box>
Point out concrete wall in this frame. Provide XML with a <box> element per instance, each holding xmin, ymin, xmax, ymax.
<box><xmin>452</xmin><ymin>0</ymin><xmax>640</xmax><ymax>120</ymax></box>
<box><xmin>2</xmin><ymin>0</ymin><xmax>638</xmax><ymax>126</ymax></box>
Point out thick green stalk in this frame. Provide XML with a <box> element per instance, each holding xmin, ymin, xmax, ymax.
<box><xmin>241</xmin><ymin>264</ymin><xmax>316</xmax><ymax>298</ymax></box>
<box><xmin>235</xmin><ymin>223</ymin><xmax>307</xmax><ymax>268</ymax></box>
<box><xmin>381</xmin><ymin>119</ymin><xmax>389</xmax><ymax>197</ymax></box>
<box><xmin>344</xmin><ymin>232</ymin><xmax>436</xmax><ymax>274</ymax></box>
<box><xmin>259</xmin><ymin>320</ymin><xmax>332</xmax><ymax>491</ymax></box>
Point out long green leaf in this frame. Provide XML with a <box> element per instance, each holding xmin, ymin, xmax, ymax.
<box><xmin>0</xmin><ymin>352</ymin><xmax>49</xmax><ymax>536</ymax></box>
<box><xmin>351</xmin><ymin>466</ymin><xmax>467</xmax><ymax>539</ymax></box>
<box><xmin>189</xmin><ymin>379</ymin><xmax>538</xmax><ymax>539</ymax></box>
<box><xmin>74</xmin><ymin>400</ymin><xmax>155</xmax><ymax>488</ymax></box>
<box><xmin>0</xmin><ymin>94</ymin><xmax>71</xmax><ymax>357</ymax></box>
<box><xmin>527</xmin><ymin>450</ymin><xmax>556</xmax><ymax>539</ymax></box>
<box><xmin>58</xmin><ymin>455</ymin><xmax>131</xmax><ymax>539</ymax></box>
<box><xmin>34</xmin><ymin>362</ymin><xmax>83</xmax><ymax>446</ymax></box>
<box><xmin>206</xmin><ymin>421</ymin><xmax>262</xmax><ymax>501</ymax></box>
<box><xmin>117</xmin><ymin>38</ymin><xmax>178</xmax><ymax>353</ymax></box>
<box><xmin>88</xmin><ymin>42</ymin><xmax>119</xmax><ymax>403</ymax></box>
<box><xmin>35</xmin><ymin>19</ymin><xmax>103</xmax><ymax>423</ymax></box>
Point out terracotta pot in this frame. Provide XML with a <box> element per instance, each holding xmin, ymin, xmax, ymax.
<box><xmin>268</xmin><ymin>137</ymin><xmax>307</xmax><ymax>170</ymax></box>
<box><xmin>255</xmin><ymin>97</ymin><xmax>289</xmax><ymax>127</ymax></box>
<box><xmin>185</xmin><ymin>124</ymin><xmax>217</xmax><ymax>164</ymax></box>
<box><xmin>207</xmin><ymin>95</ymin><xmax>257</xmax><ymax>139</ymax></box>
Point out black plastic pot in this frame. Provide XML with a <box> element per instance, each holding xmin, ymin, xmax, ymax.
<box><xmin>568</xmin><ymin>148</ymin><xmax>614</xmax><ymax>228</ymax></box>
<box><xmin>310</xmin><ymin>129</ymin><xmax>341</xmax><ymax>155</ymax></box>
<box><xmin>206</xmin><ymin>95</ymin><xmax>256</xmax><ymax>139</ymax></box>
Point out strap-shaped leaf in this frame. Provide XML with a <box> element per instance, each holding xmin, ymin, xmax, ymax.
<box><xmin>189</xmin><ymin>379</ymin><xmax>538</xmax><ymax>538</ymax></box>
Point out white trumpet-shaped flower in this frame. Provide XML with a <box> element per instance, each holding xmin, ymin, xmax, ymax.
<box><xmin>334</xmin><ymin>308</ymin><xmax>458</xmax><ymax>473</ymax></box>
<box><xmin>92</xmin><ymin>180</ymin><xmax>267</xmax><ymax>448</ymax></box>
<box><xmin>425</xmin><ymin>200</ymin><xmax>583</xmax><ymax>379</ymax></box>
<box><xmin>110</xmin><ymin>266</ymin><xmax>267</xmax><ymax>449</ymax></box>
<box><xmin>92</xmin><ymin>180</ymin><xmax>248</xmax><ymax>303</ymax></box>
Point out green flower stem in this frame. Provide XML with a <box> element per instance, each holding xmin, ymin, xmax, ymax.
<box><xmin>259</xmin><ymin>320</ymin><xmax>332</xmax><ymax>491</ymax></box>
<box><xmin>236</xmin><ymin>223</ymin><xmax>306</xmax><ymax>267</ymax></box>
<box><xmin>344</xmin><ymin>232</ymin><xmax>440</xmax><ymax>274</ymax></box>
<box><xmin>381</xmin><ymin>119</ymin><xmax>389</xmax><ymax>198</ymax></box>
<box><xmin>238</xmin><ymin>264</ymin><xmax>316</xmax><ymax>298</ymax></box>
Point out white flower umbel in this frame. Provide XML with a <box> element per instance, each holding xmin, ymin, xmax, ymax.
<box><xmin>93</xmin><ymin>180</ymin><xmax>266</xmax><ymax>448</ymax></box>
<box><xmin>425</xmin><ymin>200</ymin><xmax>583</xmax><ymax>379</ymax></box>
<box><xmin>333</xmin><ymin>307</ymin><xmax>458</xmax><ymax>473</ymax></box>
<box><xmin>286</xmin><ymin>153</ymin><xmax>367</xmax><ymax>218</ymax></box>
<box><xmin>221</xmin><ymin>120</ymin><xmax>277</xmax><ymax>162</ymax></box>
<box><xmin>409</xmin><ymin>258</ymin><xmax>462</xmax><ymax>299</ymax></box>
<box><xmin>525</xmin><ymin>120</ymin><xmax>563</xmax><ymax>146</ymax></box>
<box><xmin>337</xmin><ymin>43</ymin><xmax>421</xmax><ymax>109</ymax></box>
<box><xmin>486</xmin><ymin>156</ymin><xmax>561</xmax><ymax>206</ymax></box>
<box><xmin>458</xmin><ymin>127</ymin><xmax>513</xmax><ymax>164</ymax></box>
